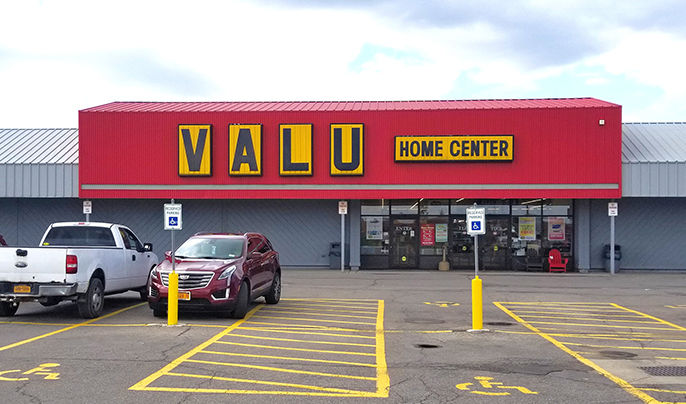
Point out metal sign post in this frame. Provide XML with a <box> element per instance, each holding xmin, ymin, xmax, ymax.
<box><xmin>164</xmin><ymin>199</ymin><xmax>182</xmax><ymax>325</ymax></box>
<box><xmin>83</xmin><ymin>200</ymin><xmax>92</xmax><ymax>223</ymax></box>
<box><xmin>466</xmin><ymin>205</ymin><xmax>486</xmax><ymax>332</ymax></box>
<box><xmin>608</xmin><ymin>202</ymin><xmax>618</xmax><ymax>275</ymax></box>
<box><xmin>339</xmin><ymin>201</ymin><xmax>348</xmax><ymax>272</ymax></box>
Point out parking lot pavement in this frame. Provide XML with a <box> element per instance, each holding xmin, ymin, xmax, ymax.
<box><xmin>0</xmin><ymin>269</ymin><xmax>685</xmax><ymax>403</ymax></box>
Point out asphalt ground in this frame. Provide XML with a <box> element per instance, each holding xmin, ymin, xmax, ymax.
<box><xmin>1</xmin><ymin>269</ymin><xmax>686</xmax><ymax>403</ymax></box>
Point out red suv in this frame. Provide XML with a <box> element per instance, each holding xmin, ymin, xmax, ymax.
<box><xmin>148</xmin><ymin>232</ymin><xmax>281</xmax><ymax>318</ymax></box>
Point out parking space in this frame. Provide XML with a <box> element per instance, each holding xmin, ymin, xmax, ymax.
<box><xmin>495</xmin><ymin>301</ymin><xmax>686</xmax><ymax>403</ymax></box>
<box><xmin>131</xmin><ymin>298</ymin><xmax>389</xmax><ymax>398</ymax></box>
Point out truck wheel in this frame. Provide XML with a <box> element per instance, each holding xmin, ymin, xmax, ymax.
<box><xmin>230</xmin><ymin>281</ymin><xmax>250</xmax><ymax>319</ymax></box>
<box><xmin>0</xmin><ymin>302</ymin><xmax>19</xmax><ymax>317</ymax></box>
<box><xmin>264</xmin><ymin>271</ymin><xmax>281</xmax><ymax>304</ymax></box>
<box><xmin>78</xmin><ymin>278</ymin><xmax>104</xmax><ymax>319</ymax></box>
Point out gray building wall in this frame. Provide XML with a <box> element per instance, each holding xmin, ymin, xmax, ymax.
<box><xmin>0</xmin><ymin>198</ymin><xmax>344</xmax><ymax>267</ymax></box>
<box><xmin>589</xmin><ymin>198</ymin><xmax>686</xmax><ymax>270</ymax></box>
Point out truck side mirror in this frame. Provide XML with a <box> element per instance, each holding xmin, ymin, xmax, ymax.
<box><xmin>143</xmin><ymin>243</ymin><xmax>153</xmax><ymax>252</ymax></box>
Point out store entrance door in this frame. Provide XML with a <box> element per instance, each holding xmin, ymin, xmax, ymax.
<box><xmin>481</xmin><ymin>217</ymin><xmax>510</xmax><ymax>269</ymax></box>
<box><xmin>390</xmin><ymin>217</ymin><xmax>418</xmax><ymax>268</ymax></box>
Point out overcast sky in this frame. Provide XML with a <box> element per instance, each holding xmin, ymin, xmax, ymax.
<box><xmin>1</xmin><ymin>0</ymin><xmax>685</xmax><ymax>127</ymax></box>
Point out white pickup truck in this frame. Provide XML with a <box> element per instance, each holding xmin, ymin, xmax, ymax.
<box><xmin>0</xmin><ymin>222</ymin><xmax>159</xmax><ymax>318</ymax></box>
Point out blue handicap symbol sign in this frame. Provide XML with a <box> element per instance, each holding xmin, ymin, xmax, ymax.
<box><xmin>472</xmin><ymin>221</ymin><xmax>481</xmax><ymax>231</ymax></box>
<box><xmin>168</xmin><ymin>216</ymin><xmax>178</xmax><ymax>226</ymax></box>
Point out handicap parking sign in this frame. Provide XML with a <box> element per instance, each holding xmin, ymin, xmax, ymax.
<box><xmin>164</xmin><ymin>204</ymin><xmax>182</xmax><ymax>230</ymax></box>
<box><xmin>466</xmin><ymin>207</ymin><xmax>485</xmax><ymax>235</ymax></box>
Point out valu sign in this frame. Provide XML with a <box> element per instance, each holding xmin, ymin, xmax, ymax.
<box><xmin>178</xmin><ymin>123</ymin><xmax>364</xmax><ymax>177</ymax></box>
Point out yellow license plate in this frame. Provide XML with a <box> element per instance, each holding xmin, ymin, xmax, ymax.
<box><xmin>178</xmin><ymin>291</ymin><xmax>191</xmax><ymax>301</ymax></box>
<box><xmin>14</xmin><ymin>285</ymin><xmax>31</xmax><ymax>293</ymax></box>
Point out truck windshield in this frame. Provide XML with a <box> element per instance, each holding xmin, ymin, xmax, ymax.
<box><xmin>43</xmin><ymin>227</ymin><xmax>116</xmax><ymax>247</ymax></box>
<box><xmin>175</xmin><ymin>238</ymin><xmax>243</xmax><ymax>259</ymax></box>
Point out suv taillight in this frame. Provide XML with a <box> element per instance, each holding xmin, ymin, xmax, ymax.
<box><xmin>66</xmin><ymin>255</ymin><xmax>78</xmax><ymax>274</ymax></box>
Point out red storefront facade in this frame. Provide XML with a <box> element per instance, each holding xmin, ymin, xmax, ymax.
<box><xmin>78</xmin><ymin>99</ymin><xmax>621</xmax><ymax>270</ymax></box>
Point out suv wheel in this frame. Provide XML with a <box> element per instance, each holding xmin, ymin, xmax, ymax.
<box><xmin>264</xmin><ymin>271</ymin><xmax>281</xmax><ymax>304</ymax></box>
<box><xmin>230</xmin><ymin>281</ymin><xmax>250</xmax><ymax>319</ymax></box>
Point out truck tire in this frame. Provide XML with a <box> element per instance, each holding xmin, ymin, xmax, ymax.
<box><xmin>0</xmin><ymin>301</ymin><xmax>19</xmax><ymax>317</ymax></box>
<box><xmin>230</xmin><ymin>281</ymin><xmax>250</xmax><ymax>319</ymax></box>
<box><xmin>264</xmin><ymin>271</ymin><xmax>281</xmax><ymax>304</ymax></box>
<box><xmin>78</xmin><ymin>277</ymin><xmax>104</xmax><ymax>319</ymax></box>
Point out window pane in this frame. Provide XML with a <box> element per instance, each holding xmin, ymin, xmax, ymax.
<box><xmin>543</xmin><ymin>199</ymin><xmax>573</xmax><ymax>216</ymax></box>
<box><xmin>512</xmin><ymin>199</ymin><xmax>543</xmax><ymax>216</ymax></box>
<box><xmin>391</xmin><ymin>199</ymin><xmax>419</xmax><ymax>215</ymax></box>
<box><xmin>361</xmin><ymin>216</ymin><xmax>389</xmax><ymax>255</ymax></box>
<box><xmin>419</xmin><ymin>216</ymin><xmax>449</xmax><ymax>255</ymax></box>
<box><xmin>419</xmin><ymin>199</ymin><xmax>449</xmax><ymax>216</ymax></box>
<box><xmin>450</xmin><ymin>199</ymin><xmax>478</xmax><ymax>214</ymax></box>
<box><xmin>361</xmin><ymin>199</ymin><xmax>389</xmax><ymax>215</ymax></box>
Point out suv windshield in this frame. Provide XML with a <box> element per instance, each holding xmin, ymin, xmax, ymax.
<box><xmin>175</xmin><ymin>237</ymin><xmax>243</xmax><ymax>259</ymax></box>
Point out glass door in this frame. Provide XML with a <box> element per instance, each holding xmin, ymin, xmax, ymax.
<box><xmin>390</xmin><ymin>217</ymin><xmax>419</xmax><ymax>268</ymax></box>
<box><xmin>481</xmin><ymin>217</ymin><xmax>510</xmax><ymax>269</ymax></box>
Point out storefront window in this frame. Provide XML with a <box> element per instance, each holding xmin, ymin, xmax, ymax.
<box><xmin>360</xmin><ymin>216</ymin><xmax>389</xmax><ymax>255</ymax></box>
<box><xmin>361</xmin><ymin>199</ymin><xmax>389</xmax><ymax>215</ymax></box>
<box><xmin>450</xmin><ymin>199</ymin><xmax>478</xmax><ymax>214</ymax></box>
<box><xmin>420</xmin><ymin>199</ymin><xmax>449</xmax><ymax>216</ymax></box>
<box><xmin>391</xmin><ymin>199</ymin><xmax>419</xmax><ymax>215</ymax></box>
<box><xmin>419</xmin><ymin>216</ymin><xmax>449</xmax><ymax>255</ymax></box>
<box><xmin>542</xmin><ymin>217</ymin><xmax>573</xmax><ymax>256</ymax></box>
<box><xmin>512</xmin><ymin>199</ymin><xmax>543</xmax><ymax>216</ymax></box>
<box><xmin>543</xmin><ymin>199</ymin><xmax>573</xmax><ymax>216</ymax></box>
<box><xmin>451</xmin><ymin>199</ymin><xmax>509</xmax><ymax>215</ymax></box>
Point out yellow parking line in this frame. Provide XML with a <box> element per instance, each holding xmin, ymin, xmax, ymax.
<box><xmin>263</xmin><ymin>305</ymin><xmax>377</xmax><ymax>314</ymax></box>
<box><xmin>504</xmin><ymin>306</ymin><xmax>631</xmax><ymax>313</ymax></box>
<box><xmin>375</xmin><ymin>300</ymin><xmax>390</xmax><ymax>397</ymax></box>
<box><xmin>512</xmin><ymin>310</ymin><xmax>648</xmax><ymax>318</ymax></box>
<box><xmin>238</xmin><ymin>327</ymin><xmax>376</xmax><ymax>340</ymax></box>
<box><xmin>137</xmin><ymin>386</ymin><xmax>375</xmax><ymax>397</ymax></box>
<box><xmin>199</xmin><ymin>349</ymin><xmax>378</xmax><ymax>368</ymax></box>
<box><xmin>213</xmin><ymin>340</ymin><xmax>376</xmax><ymax>356</ymax></box>
<box><xmin>222</xmin><ymin>333</ymin><xmax>376</xmax><ymax>347</ymax></box>
<box><xmin>249</xmin><ymin>315</ymin><xmax>376</xmax><ymax>326</ymax></box>
<box><xmin>526</xmin><ymin>321</ymin><xmax>675</xmax><ymax>331</ymax></box>
<box><xmin>518</xmin><ymin>315</ymin><xmax>664</xmax><ymax>324</ymax></box>
<box><xmin>494</xmin><ymin>302</ymin><xmax>657</xmax><ymax>404</ymax></box>
<box><xmin>562</xmin><ymin>342</ymin><xmax>686</xmax><ymax>353</ymax></box>
<box><xmin>130</xmin><ymin>305</ymin><xmax>263</xmax><ymax>391</ymax></box>
<box><xmin>499</xmin><ymin>302</ymin><xmax>617</xmax><ymax>306</ymax></box>
<box><xmin>283</xmin><ymin>298</ymin><xmax>379</xmax><ymax>302</ymax></box>
<box><xmin>0</xmin><ymin>302</ymin><xmax>146</xmax><ymax>352</ymax></box>
<box><xmin>611</xmin><ymin>303</ymin><xmax>686</xmax><ymax>331</ymax></box>
<box><xmin>656</xmin><ymin>356</ymin><xmax>686</xmax><ymax>361</ymax></box>
<box><xmin>166</xmin><ymin>371</ymin><xmax>374</xmax><ymax>395</ymax></box>
<box><xmin>243</xmin><ymin>321</ymin><xmax>375</xmax><ymax>333</ymax></box>
<box><xmin>638</xmin><ymin>387</ymin><xmax>686</xmax><ymax>394</ymax></box>
<box><xmin>260</xmin><ymin>309</ymin><xmax>377</xmax><ymax>319</ymax></box>
<box><xmin>275</xmin><ymin>303</ymin><xmax>379</xmax><ymax>310</ymax></box>
<box><xmin>185</xmin><ymin>359</ymin><xmax>376</xmax><ymax>380</ymax></box>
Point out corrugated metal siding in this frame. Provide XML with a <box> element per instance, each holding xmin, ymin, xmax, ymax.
<box><xmin>81</xmin><ymin>98</ymin><xmax>618</xmax><ymax>113</ymax></box>
<box><xmin>0</xmin><ymin>198</ymin><xmax>339</xmax><ymax>267</ymax></box>
<box><xmin>590</xmin><ymin>198</ymin><xmax>686</xmax><ymax>270</ymax></box>
<box><xmin>621</xmin><ymin>123</ymin><xmax>686</xmax><ymax>197</ymax></box>
<box><xmin>622</xmin><ymin>123</ymin><xmax>686</xmax><ymax>163</ymax></box>
<box><xmin>0</xmin><ymin>164</ymin><xmax>78</xmax><ymax>197</ymax></box>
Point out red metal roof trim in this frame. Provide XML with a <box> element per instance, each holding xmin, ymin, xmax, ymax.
<box><xmin>80</xmin><ymin>98</ymin><xmax>619</xmax><ymax>114</ymax></box>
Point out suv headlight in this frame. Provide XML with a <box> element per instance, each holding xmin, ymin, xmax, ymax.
<box><xmin>218</xmin><ymin>265</ymin><xmax>236</xmax><ymax>280</ymax></box>
<box><xmin>150</xmin><ymin>266</ymin><xmax>159</xmax><ymax>278</ymax></box>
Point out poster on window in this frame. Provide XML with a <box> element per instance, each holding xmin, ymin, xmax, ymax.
<box><xmin>519</xmin><ymin>217</ymin><xmax>536</xmax><ymax>240</ymax></box>
<box><xmin>365</xmin><ymin>217</ymin><xmax>383</xmax><ymax>240</ymax></box>
<box><xmin>435</xmin><ymin>223</ymin><xmax>448</xmax><ymax>243</ymax></box>
<box><xmin>421</xmin><ymin>224</ymin><xmax>435</xmax><ymax>246</ymax></box>
<box><xmin>547</xmin><ymin>217</ymin><xmax>566</xmax><ymax>241</ymax></box>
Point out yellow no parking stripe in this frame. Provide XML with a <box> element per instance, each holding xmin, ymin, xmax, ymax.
<box><xmin>130</xmin><ymin>298</ymin><xmax>389</xmax><ymax>397</ymax></box>
<box><xmin>495</xmin><ymin>301</ymin><xmax>686</xmax><ymax>404</ymax></box>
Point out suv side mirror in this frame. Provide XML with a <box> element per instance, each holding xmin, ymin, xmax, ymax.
<box><xmin>143</xmin><ymin>243</ymin><xmax>153</xmax><ymax>252</ymax></box>
<box><xmin>248</xmin><ymin>251</ymin><xmax>261</xmax><ymax>260</ymax></box>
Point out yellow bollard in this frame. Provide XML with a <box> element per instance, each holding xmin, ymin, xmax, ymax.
<box><xmin>168</xmin><ymin>271</ymin><xmax>178</xmax><ymax>326</ymax></box>
<box><xmin>471</xmin><ymin>275</ymin><xmax>483</xmax><ymax>330</ymax></box>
